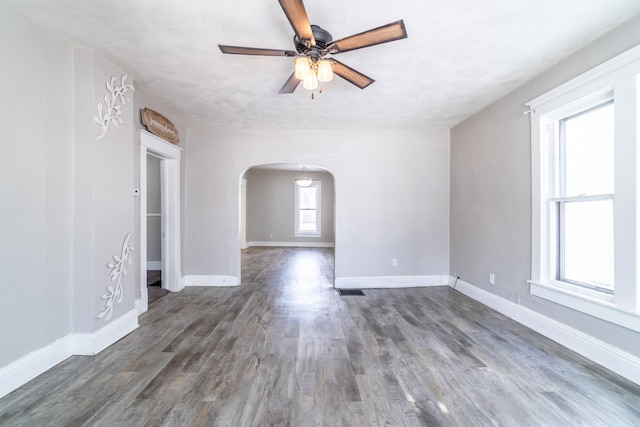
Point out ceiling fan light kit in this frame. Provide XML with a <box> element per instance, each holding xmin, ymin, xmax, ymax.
<box><xmin>218</xmin><ymin>0</ymin><xmax>407</xmax><ymax>97</ymax></box>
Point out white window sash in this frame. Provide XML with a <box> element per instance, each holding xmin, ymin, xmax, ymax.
<box><xmin>294</xmin><ymin>181</ymin><xmax>322</xmax><ymax>237</ymax></box>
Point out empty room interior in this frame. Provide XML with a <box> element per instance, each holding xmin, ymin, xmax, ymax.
<box><xmin>2</xmin><ymin>0</ymin><xmax>640</xmax><ymax>425</ymax></box>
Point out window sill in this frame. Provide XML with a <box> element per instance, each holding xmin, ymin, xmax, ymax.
<box><xmin>294</xmin><ymin>232</ymin><xmax>321</xmax><ymax>238</ymax></box>
<box><xmin>529</xmin><ymin>280</ymin><xmax>640</xmax><ymax>333</ymax></box>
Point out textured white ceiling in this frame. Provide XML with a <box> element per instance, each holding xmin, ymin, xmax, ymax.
<box><xmin>6</xmin><ymin>0</ymin><xmax>640</xmax><ymax>130</ymax></box>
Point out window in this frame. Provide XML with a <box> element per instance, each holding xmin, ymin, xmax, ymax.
<box><xmin>295</xmin><ymin>181</ymin><xmax>321</xmax><ymax>237</ymax></box>
<box><xmin>527</xmin><ymin>45</ymin><xmax>640</xmax><ymax>331</ymax></box>
<box><xmin>554</xmin><ymin>99</ymin><xmax>615</xmax><ymax>293</ymax></box>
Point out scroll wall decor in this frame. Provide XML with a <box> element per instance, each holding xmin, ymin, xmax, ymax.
<box><xmin>97</xmin><ymin>233</ymin><xmax>134</xmax><ymax>320</ymax></box>
<box><xmin>93</xmin><ymin>75</ymin><xmax>135</xmax><ymax>140</ymax></box>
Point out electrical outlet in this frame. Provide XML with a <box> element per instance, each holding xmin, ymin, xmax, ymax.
<box><xmin>392</xmin><ymin>258</ymin><xmax>398</xmax><ymax>267</ymax></box>
<box><xmin>489</xmin><ymin>273</ymin><xmax>495</xmax><ymax>284</ymax></box>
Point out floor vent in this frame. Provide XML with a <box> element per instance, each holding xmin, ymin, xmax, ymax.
<box><xmin>338</xmin><ymin>289</ymin><xmax>365</xmax><ymax>296</ymax></box>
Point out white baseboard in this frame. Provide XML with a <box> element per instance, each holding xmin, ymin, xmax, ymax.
<box><xmin>182</xmin><ymin>275</ymin><xmax>239</xmax><ymax>287</ymax></box>
<box><xmin>73</xmin><ymin>309</ymin><xmax>139</xmax><ymax>355</ymax></box>
<box><xmin>335</xmin><ymin>275</ymin><xmax>449</xmax><ymax>289</ymax></box>
<box><xmin>248</xmin><ymin>241</ymin><xmax>335</xmax><ymax>248</ymax></box>
<box><xmin>0</xmin><ymin>309</ymin><xmax>139</xmax><ymax>399</ymax></box>
<box><xmin>0</xmin><ymin>335</ymin><xmax>73</xmax><ymax>399</ymax></box>
<box><xmin>137</xmin><ymin>286</ymin><xmax>149</xmax><ymax>315</ymax></box>
<box><xmin>451</xmin><ymin>277</ymin><xmax>640</xmax><ymax>386</ymax></box>
<box><xmin>147</xmin><ymin>261</ymin><xmax>162</xmax><ymax>270</ymax></box>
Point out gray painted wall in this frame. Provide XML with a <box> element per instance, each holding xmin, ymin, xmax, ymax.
<box><xmin>72</xmin><ymin>48</ymin><xmax>135</xmax><ymax>333</ymax></box>
<box><xmin>184</xmin><ymin>128</ymin><xmax>450</xmax><ymax>281</ymax></box>
<box><xmin>450</xmin><ymin>16</ymin><xmax>640</xmax><ymax>357</ymax></box>
<box><xmin>245</xmin><ymin>169</ymin><xmax>335</xmax><ymax>245</ymax></box>
<box><xmin>0</xmin><ymin>3</ymin><xmax>74</xmax><ymax>366</ymax></box>
<box><xmin>1</xmin><ymin>2</ymin><xmax>136</xmax><ymax>367</ymax></box>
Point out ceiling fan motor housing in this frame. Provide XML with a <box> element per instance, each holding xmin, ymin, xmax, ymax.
<box><xmin>295</xmin><ymin>25</ymin><xmax>333</xmax><ymax>53</ymax></box>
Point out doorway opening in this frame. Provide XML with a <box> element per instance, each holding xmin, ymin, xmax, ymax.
<box><xmin>138</xmin><ymin>130</ymin><xmax>183</xmax><ymax>313</ymax></box>
<box><xmin>145</xmin><ymin>154</ymin><xmax>169</xmax><ymax>304</ymax></box>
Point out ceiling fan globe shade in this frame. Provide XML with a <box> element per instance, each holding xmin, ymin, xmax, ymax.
<box><xmin>317</xmin><ymin>59</ymin><xmax>333</xmax><ymax>82</ymax></box>
<box><xmin>294</xmin><ymin>56</ymin><xmax>311</xmax><ymax>80</ymax></box>
<box><xmin>303</xmin><ymin>70</ymin><xmax>318</xmax><ymax>90</ymax></box>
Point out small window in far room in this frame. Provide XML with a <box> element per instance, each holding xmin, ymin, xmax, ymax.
<box><xmin>295</xmin><ymin>181</ymin><xmax>321</xmax><ymax>237</ymax></box>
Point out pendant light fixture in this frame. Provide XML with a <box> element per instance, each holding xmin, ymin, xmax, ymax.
<box><xmin>295</xmin><ymin>165</ymin><xmax>313</xmax><ymax>187</ymax></box>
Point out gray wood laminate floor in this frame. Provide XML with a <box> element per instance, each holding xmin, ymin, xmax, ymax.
<box><xmin>1</xmin><ymin>247</ymin><xmax>639</xmax><ymax>426</ymax></box>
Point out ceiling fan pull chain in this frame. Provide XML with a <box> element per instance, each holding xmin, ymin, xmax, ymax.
<box><xmin>311</xmin><ymin>92</ymin><xmax>315</xmax><ymax>100</ymax></box>
<box><xmin>319</xmin><ymin>84</ymin><xmax>323</xmax><ymax>94</ymax></box>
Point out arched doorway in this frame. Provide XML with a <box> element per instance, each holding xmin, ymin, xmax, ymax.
<box><xmin>239</xmin><ymin>163</ymin><xmax>336</xmax><ymax>285</ymax></box>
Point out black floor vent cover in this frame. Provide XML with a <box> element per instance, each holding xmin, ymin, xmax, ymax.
<box><xmin>338</xmin><ymin>289</ymin><xmax>365</xmax><ymax>296</ymax></box>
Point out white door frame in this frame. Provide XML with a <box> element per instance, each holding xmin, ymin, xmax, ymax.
<box><xmin>139</xmin><ymin>130</ymin><xmax>183</xmax><ymax>313</ymax></box>
<box><xmin>240</xmin><ymin>178</ymin><xmax>248</xmax><ymax>250</ymax></box>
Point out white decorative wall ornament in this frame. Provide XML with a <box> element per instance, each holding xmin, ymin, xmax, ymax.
<box><xmin>93</xmin><ymin>75</ymin><xmax>135</xmax><ymax>140</ymax></box>
<box><xmin>97</xmin><ymin>233</ymin><xmax>134</xmax><ymax>320</ymax></box>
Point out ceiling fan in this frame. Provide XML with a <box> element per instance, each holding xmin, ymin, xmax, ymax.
<box><xmin>218</xmin><ymin>0</ymin><xmax>407</xmax><ymax>95</ymax></box>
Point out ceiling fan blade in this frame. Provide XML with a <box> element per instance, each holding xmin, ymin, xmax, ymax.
<box><xmin>277</xmin><ymin>0</ymin><xmax>315</xmax><ymax>46</ymax></box>
<box><xmin>219</xmin><ymin>45</ymin><xmax>297</xmax><ymax>57</ymax></box>
<box><xmin>327</xmin><ymin>20</ymin><xmax>407</xmax><ymax>54</ymax></box>
<box><xmin>331</xmin><ymin>60</ymin><xmax>374</xmax><ymax>89</ymax></box>
<box><xmin>278</xmin><ymin>72</ymin><xmax>301</xmax><ymax>94</ymax></box>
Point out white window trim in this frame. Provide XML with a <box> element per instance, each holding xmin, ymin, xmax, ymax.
<box><xmin>526</xmin><ymin>44</ymin><xmax>640</xmax><ymax>332</ymax></box>
<box><xmin>294</xmin><ymin>181</ymin><xmax>321</xmax><ymax>237</ymax></box>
